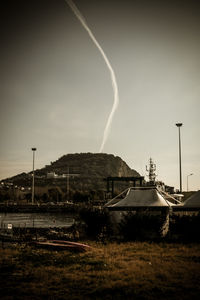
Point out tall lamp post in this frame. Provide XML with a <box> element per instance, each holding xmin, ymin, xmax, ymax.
<box><xmin>31</xmin><ymin>148</ymin><xmax>37</xmax><ymax>205</ymax></box>
<box><xmin>175</xmin><ymin>123</ymin><xmax>183</xmax><ymax>193</ymax></box>
<box><xmin>187</xmin><ymin>173</ymin><xmax>193</xmax><ymax>192</ymax></box>
<box><xmin>67</xmin><ymin>167</ymin><xmax>70</xmax><ymax>201</ymax></box>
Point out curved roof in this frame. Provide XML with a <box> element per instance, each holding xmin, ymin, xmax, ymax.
<box><xmin>107</xmin><ymin>188</ymin><xmax>172</xmax><ymax>208</ymax></box>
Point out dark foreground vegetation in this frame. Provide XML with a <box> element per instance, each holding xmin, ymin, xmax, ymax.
<box><xmin>79</xmin><ymin>206</ymin><xmax>200</xmax><ymax>242</ymax></box>
<box><xmin>1</xmin><ymin>208</ymin><xmax>200</xmax><ymax>299</ymax></box>
<box><xmin>0</xmin><ymin>242</ymin><xmax>200</xmax><ymax>300</ymax></box>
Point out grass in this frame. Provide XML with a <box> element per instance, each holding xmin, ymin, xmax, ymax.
<box><xmin>0</xmin><ymin>242</ymin><xmax>200</xmax><ymax>299</ymax></box>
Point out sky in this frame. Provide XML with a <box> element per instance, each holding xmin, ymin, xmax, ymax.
<box><xmin>0</xmin><ymin>0</ymin><xmax>200</xmax><ymax>191</ymax></box>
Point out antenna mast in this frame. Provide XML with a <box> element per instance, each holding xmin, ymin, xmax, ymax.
<box><xmin>146</xmin><ymin>158</ymin><xmax>157</xmax><ymax>184</ymax></box>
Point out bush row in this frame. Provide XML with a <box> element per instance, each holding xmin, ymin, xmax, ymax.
<box><xmin>79</xmin><ymin>207</ymin><xmax>200</xmax><ymax>242</ymax></box>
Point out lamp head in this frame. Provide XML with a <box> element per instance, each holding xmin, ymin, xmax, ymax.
<box><xmin>31</xmin><ymin>148</ymin><xmax>37</xmax><ymax>151</ymax></box>
<box><xmin>176</xmin><ymin>123</ymin><xmax>183</xmax><ymax>127</ymax></box>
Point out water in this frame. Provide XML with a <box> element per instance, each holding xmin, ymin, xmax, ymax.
<box><xmin>0</xmin><ymin>212</ymin><xmax>75</xmax><ymax>228</ymax></box>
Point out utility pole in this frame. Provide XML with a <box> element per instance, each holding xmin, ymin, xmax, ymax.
<box><xmin>187</xmin><ymin>173</ymin><xmax>193</xmax><ymax>192</ymax></box>
<box><xmin>67</xmin><ymin>167</ymin><xmax>70</xmax><ymax>201</ymax></box>
<box><xmin>175</xmin><ymin>123</ymin><xmax>183</xmax><ymax>193</ymax></box>
<box><xmin>31</xmin><ymin>148</ymin><xmax>36</xmax><ymax>204</ymax></box>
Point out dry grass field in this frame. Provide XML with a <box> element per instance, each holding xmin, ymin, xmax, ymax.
<box><xmin>0</xmin><ymin>242</ymin><xmax>200</xmax><ymax>299</ymax></box>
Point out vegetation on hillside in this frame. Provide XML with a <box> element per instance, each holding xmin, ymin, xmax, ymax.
<box><xmin>0</xmin><ymin>153</ymin><xmax>140</xmax><ymax>202</ymax></box>
<box><xmin>37</xmin><ymin>153</ymin><xmax>139</xmax><ymax>178</ymax></box>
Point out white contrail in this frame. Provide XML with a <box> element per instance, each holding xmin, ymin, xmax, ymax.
<box><xmin>66</xmin><ymin>0</ymin><xmax>119</xmax><ymax>153</ymax></box>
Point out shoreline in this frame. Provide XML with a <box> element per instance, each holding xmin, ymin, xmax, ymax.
<box><xmin>0</xmin><ymin>203</ymin><xmax>80</xmax><ymax>213</ymax></box>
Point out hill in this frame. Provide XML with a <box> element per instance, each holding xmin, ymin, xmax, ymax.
<box><xmin>39</xmin><ymin>153</ymin><xmax>139</xmax><ymax>178</ymax></box>
<box><xmin>1</xmin><ymin>153</ymin><xmax>140</xmax><ymax>202</ymax></box>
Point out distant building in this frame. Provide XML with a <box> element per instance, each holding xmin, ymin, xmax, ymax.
<box><xmin>165</xmin><ymin>185</ymin><xmax>175</xmax><ymax>194</ymax></box>
<box><xmin>46</xmin><ymin>172</ymin><xmax>80</xmax><ymax>179</ymax></box>
<box><xmin>47</xmin><ymin>172</ymin><xmax>57</xmax><ymax>179</ymax></box>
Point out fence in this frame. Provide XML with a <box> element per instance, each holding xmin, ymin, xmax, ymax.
<box><xmin>0</xmin><ymin>213</ymin><xmax>78</xmax><ymax>247</ymax></box>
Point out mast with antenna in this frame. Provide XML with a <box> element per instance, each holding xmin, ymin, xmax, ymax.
<box><xmin>146</xmin><ymin>158</ymin><xmax>157</xmax><ymax>184</ymax></box>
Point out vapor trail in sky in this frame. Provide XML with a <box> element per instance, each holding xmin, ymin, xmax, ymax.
<box><xmin>66</xmin><ymin>0</ymin><xmax>119</xmax><ymax>153</ymax></box>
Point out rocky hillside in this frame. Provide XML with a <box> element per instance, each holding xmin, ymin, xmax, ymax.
<box><xmin>1</xmin><ymin>153</ymin><xmax>140</xmax><ymax>201</ymax></box>
<box><xmin>38</xmin><ymin>153</ymin><xmax>139</xmax><ymax>178</ymax></box>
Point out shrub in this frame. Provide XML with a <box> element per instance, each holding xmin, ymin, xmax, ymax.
<box><xmin>73</xmin><ymin>191</ymin><xmax>90</xmax><ymax>203</ymax></box>
<box><xmin>79</xmin><ymin>206</ymin><xmax>112</xmax><ymax>239</ymax></box>
<box><xmin>170</xmin><ymin>213</ymin><xmax>200</xmax><ymax>242</ymax></box>
<box><xmin>118</xmin><ymin>212</ymin><xmax>168</xmax><ymax>241</ymax></box>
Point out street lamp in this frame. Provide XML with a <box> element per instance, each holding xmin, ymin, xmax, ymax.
<box><xmin>187</xmin><ymin>173</ymin><xmax>193</xmax><ymax>192</ymax></box>
<box><xmin>31</xmin><ymin>148</ymin><xmax>37</xmax><ymax>204</ymax></box>
<box><xmin>175</xmin><ymin>123</ymin><xmax>183</xmax><ymax>193</ymax></box>
<box><xmin>67</xmin><ymin>167</ymin><xmax>70</xmax><ymax>201</ymax></box>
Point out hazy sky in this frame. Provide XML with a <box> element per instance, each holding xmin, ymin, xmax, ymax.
<box><xmin>0</xmin><ymin>0</ymin><xmax>200</xmax><ymax>191</ymax></box>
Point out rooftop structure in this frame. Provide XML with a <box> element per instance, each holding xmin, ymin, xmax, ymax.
<box><xmin>105</xmin><ymin>187</ymin><xmax>174</xmax><ymax>211</ymax></box>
